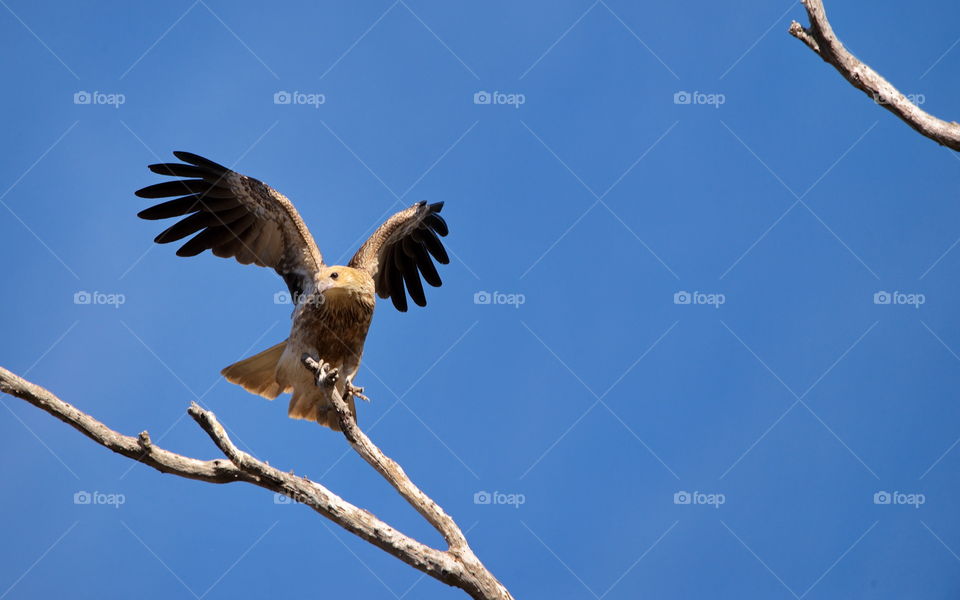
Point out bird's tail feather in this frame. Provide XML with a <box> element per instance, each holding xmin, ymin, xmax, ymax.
<box><xmin>288</xmin><ymin>391</ymin><xmax>356</xmax><ymax>431</ymax></box>
<box><xmin>221</xmin><ymin>341</ymin><xmax>287</xmax><ymax>400</ymax></box>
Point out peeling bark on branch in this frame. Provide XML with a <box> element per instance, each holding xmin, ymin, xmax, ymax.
<box><xmin>789</xmin><ymin>0</ymin><xmax>960</xmax><ymax>151</ymax></box>
<box><xmin>0</xmin><ymin>365</ymin><xmax>513</xmax><ymax>600</ymax></box>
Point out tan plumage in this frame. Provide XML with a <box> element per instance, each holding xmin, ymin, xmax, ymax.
<box><xmin>136</xmin><ymin>151</ymin><xmax>449</xmax><ymax>430</ymax></box>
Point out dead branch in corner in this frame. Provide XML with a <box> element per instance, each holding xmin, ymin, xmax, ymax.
<box><xmin>790</xmin><ymin>0</ymin><xmax>960</xmax><ymax>150</ymax></box>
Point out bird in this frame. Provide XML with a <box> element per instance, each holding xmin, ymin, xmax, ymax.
<box><xmin>134</xmin><ymin>151</ymin><xmax>450</xmax><ymax>430</ymax></box>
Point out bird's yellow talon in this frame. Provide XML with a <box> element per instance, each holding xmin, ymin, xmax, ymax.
<box><xmin>346</xmin><ymin>382</ymin><xmax>369</xmax><ymax>402</ymax></box>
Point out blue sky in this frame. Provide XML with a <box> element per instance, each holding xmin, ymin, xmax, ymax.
<box><xmin>2</xmin><ymin>1</ymin><xmax>960</xmax><ymax>598</ymax></box>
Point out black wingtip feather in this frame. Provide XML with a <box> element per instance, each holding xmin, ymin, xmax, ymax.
<box><xmin>176</xmin><ymin>224</ymin><xmax>238</xmax><ymax>257</ymax></box>
<box><xmin>172</xmin><ymin>151</ymin><xmax>230</xmax><ymax>175</ymax></box>
<box><xmin>424</xmin><ymin>213</ymin><xmax>448</xmax><ymax>236</ymax></box>
<box><xmin>135</xmin><ymin>179</ymin><xmax>213</xmax><ymax>199</ymax></box>
<box><xmin>154</xmin><ymin>212</ymin><xmax>216</xmax><ymax>244</ymax></box>
<box><xmin>417</xmin><ymin>228</ymin><xmax>450</xmax><ymax>265</ymax></box>
<box><xmin>148</xmin><ymin>162</ymin><xmax>214</xmax><ymax>179</ymax></box>
<box><xmin>397</xmin><ymin>251</ymin><xmax>427</xmax><ymax>307</ymax></box>
<box><xmin>137</xmin><ymin>196</ymin><xmax>202</xmax><ymax>220</ymax></box>
<box><xmin>385</xmin><ymin>253</ymin><xmax>409</xmax><ymax>312</ymax></box>
<box><xmin>417</xmin><ymin>253</ymin><xmax>443</xmax><ymax>287</ymax></box>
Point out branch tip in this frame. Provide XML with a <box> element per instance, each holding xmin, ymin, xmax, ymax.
<box><xmin>790</xmin><ymin>0</ymin><xmax>960</xmax><ymax>150</ymax></box>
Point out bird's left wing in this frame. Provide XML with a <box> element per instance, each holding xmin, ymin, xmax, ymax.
<box><xmin>348</xmin><ymin>201</ymin><xmax>449</xmax><ymax>312</ymax></box>
<box><xmin>135</xmin><ymin>151</ymin><xmax>324</xmax><ymax>300</ymax></box>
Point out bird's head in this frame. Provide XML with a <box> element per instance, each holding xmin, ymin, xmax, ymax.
<box><xmin>316</xmin><ymin>266</ymin><xmax>375</xmax><ymax>305</ymax></box>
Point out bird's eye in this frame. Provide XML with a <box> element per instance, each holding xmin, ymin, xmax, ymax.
<box><xmin>330</xmin><ymin>272</ymin><xmax>339</xmax><ymax>280</ymax></box>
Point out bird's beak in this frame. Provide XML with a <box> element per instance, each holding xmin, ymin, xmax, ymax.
<box><xmin>316</xmin><ymin>278</ymin><xmax>336</xmax><ymax>295</ymax></box>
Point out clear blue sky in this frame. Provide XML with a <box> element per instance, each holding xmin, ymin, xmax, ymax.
<box><xmin>2</xmin><ymin>1</ymin><xmax>960</xmax><ymax>598</ymax></box>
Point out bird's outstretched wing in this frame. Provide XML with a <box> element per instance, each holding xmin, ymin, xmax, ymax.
<box><xmin>348</xmin><ymin>201</ymin><xmax>449</xmax><ymax>312</ymax></box>
<box><xmin>135</xmin><ymin>151</ymin><xmax>324</xmax><ymax>299</ymax></box>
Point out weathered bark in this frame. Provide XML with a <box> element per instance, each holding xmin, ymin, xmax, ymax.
<box><xmin>0</xmin><ymin>365</ymin><xmax>513</xmax><ymax>600</ymax></box>
<box><xmin>302</xmin><ymin>357</ymin><xmax>512</xmax><ymax>600</ymax></box>
<box><xmin>790</xmin><ymin>0</ymin><xmax>960</xmax><ymax>151</ymax></box>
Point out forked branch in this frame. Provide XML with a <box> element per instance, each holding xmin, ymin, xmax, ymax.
<box><xmin>0</xmin><ymin>365</ymin><xmax>512</xmax><ymax>600</ymax></box>
<box><xmin>789</xmin><ymin>0</ymin><xmax>960</xmax><ymax>151</ymax></box>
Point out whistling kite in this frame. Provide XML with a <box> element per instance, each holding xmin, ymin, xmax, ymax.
<box><xmin>135</xmin><ymin>152</ymin><xmax>449</xmax><ymax>430</ymax></box>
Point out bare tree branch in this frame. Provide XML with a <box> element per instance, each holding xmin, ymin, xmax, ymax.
<box><xmin>302</xmin><ymin>356</ymin><xmax>467</xmax><ymax>548</ymax></box>
<box><xmin>0</xmin><ymin>365</ymin><xmax>513</xmax><ymax>600</ymax></box>
<box><xmin>301</xmin><ymin>357</ymin><xmax>506</xmax><ymax>596</ymax></box>
<box><xmin>789</xmin><ymin>0</ymin><xmax>960</xmax><ymax>151</ymax></box>
<box><xmin>0</xmin><ymin>367</ymin><xmax>245</xmax><ymax>484</ymax></box>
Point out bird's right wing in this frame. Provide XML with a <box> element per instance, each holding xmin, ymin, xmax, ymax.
<box><xmin>348</xmin><ymin>201</ymin><xmax>449</xmax><ymax>312</ymax></box>
<box><xmin>135</xmin><ymin>151</ymin><xmax>324</xmax><ymax>299</ymax></box>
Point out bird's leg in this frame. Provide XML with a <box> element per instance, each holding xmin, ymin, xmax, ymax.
<box><xmin>318</xmin><ymin>362</ymin><xmax>339</xmax><ymax>388</ymax></box>
<box><xmin>345</xmin><ymin>378</ymin><xmax>369</xmax><ymax>403</ymax></box>
<box><xmin>303</xmin><ymin>354</ymin><xmax>339</xmax><ymax>388</ymax></box>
